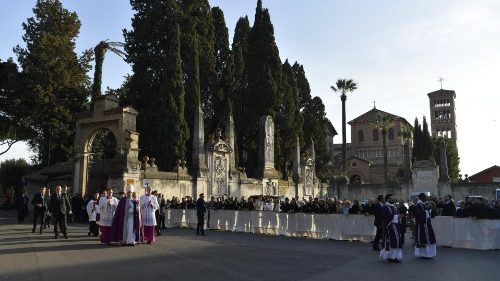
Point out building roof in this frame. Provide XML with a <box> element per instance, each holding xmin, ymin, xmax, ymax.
<box><xmin>347</xmin><ymin>155</ymin><xmax>372</xmax><ymax>164</ymax></box>
<box><xmin>325</xmin><ymin>120</ymin><xmax>338</xmax><ymax>136</ymax></box>
<box><xmin>348</xmin><ymin>107</ymin><xmax>412</xmax><ymax>127</ymax></box>
<box><xmin>469</xmin><ymin>165</ymin><xmax>500</xmax><ymax>181</ymax></box>
<box><xmin>427</xmin><ymin>89</ymin><xmax>456</xmax><ymax>98</ymax></box>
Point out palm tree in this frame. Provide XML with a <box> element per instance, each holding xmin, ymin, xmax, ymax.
<box><xmin>376</xmin><ymin>112</ymin><xmax>395</xmax><ymax>186</ymax></box>
<box><xmin>92</xmin><ymin>40</ymin><xmax>126</xmax><ymax>99</ymax></box>
<box><xmin>330</xmin><ymin>79</ymin><xmax>357</xmax><ymax>174</ymax></box>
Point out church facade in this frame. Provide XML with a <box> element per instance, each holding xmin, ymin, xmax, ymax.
<box><xmin>332</xmin><ymin>107</ymin><xmax>413</xmax><ymax>184</ymax></box>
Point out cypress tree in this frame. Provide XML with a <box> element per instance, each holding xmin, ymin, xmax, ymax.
<box><xmin>124</xmin><ymin>0</ymin><xmax>182</xmax><ymax>170</ymax></box>
<box><xmin>167</xmin><ymin>24</ymin><xmax>189</xmax><ymax>167</ymax></box>
<box><xmin>232</xmin><ymin>16</ymin><xmax>251</xmax><ymax>168</ymax></box>
<box><xmin>183</xmin><ymin>30</ymin><xmax>200</xmax><ymax>168</ymax></box>
<box><xmin>292</xmin><ymin>62</ymin><xmax>312</xmax><ymax>111</ymax></box>
<box><xmin>14</xmin><ymin>0</ymin><xmax>92</xmax><ymax>166</ymax></box>
<box><xmin>245</xmin><ymin>0</ymin><xmax>282</xmax><ymax>176</ymax></box>
<box><xmin>277</xmin><ymin>60</ymin><xmax>303</xmax><ymax>178</ymax></box>
<box><xmin>412</xmin><ymin>117</ymin><xmax>422</xmax><ymax>162</ymax></box>
<box><xmin>210</xmin><ymin>6</ymin><xmax>231</xmax><ymax>133</ymax></box>
<box><xmin>232</xmin><ymin>16</ymin><xmax>251</xmax><ymax>60</ymax></box>
<box><xmin>421</xmin><ymin>116</ymin><xmax>434</xmax><ymax>161</ymax></box>
<box><xmin>179</xmin><ymin>0</ymin><xmax>216</xmax><ymax>135</ymax></box>
<box><xmin>302</xmin><ymin>97</ymin><xmax>329</xmax><ymax>178</ymax></box>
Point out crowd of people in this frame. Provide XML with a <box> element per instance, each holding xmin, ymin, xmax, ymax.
<box><xmin>153</xmin><ymin>194</ymin><xmax>500</xmax><ymax>220</ymax></box>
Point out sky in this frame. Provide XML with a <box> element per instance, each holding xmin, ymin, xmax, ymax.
<box><xmin>1</xmin><ymin>0</ymin><xmax>499</xmax><ymax>176</ymax></box>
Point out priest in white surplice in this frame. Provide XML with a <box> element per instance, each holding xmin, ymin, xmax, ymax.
<box><xmin>140</xmin><ymin>186</ymin><xmax>159</xmax><ymax>244</ymax></box>
<box><xmin>97</xmin><ymin>188</ymin><xmax>119</xmax><ymax>244</ymax></box>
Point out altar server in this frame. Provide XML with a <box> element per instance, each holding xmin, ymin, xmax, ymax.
<box><xmin>140</xmin><ymin>186</ymin><xmax>159</xmax><ymax>244</ymax></box>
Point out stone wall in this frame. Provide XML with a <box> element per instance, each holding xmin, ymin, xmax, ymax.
<box><xmin>335</xmin><ymin>183</ymin><xmax>411</xmax><ymax>201</ymax></box>
<box><xmin>451</xmin><ymin>183</ymin><xmax>500</xmax><ymax>201</ymax></box>
<box><xmin>140</xmin><ymin>173</ymin><xmax>328</xmax><ymax>201</ymax></box>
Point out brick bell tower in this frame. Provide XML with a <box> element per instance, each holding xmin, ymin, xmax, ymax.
<box><xmin>427</xmin><ymin>80</ymin><xmax>458</xmax><ymax>147</ymax></box>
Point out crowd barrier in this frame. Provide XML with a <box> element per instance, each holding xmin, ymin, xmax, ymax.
<box><xmin>164</xmin><ymin>209</ymin><xmax>500</xmax><ymax>250</ymax></box>
<box><xmin>165</xmin><ymin>209</ymin><xmax>375</xmax><ymax>242</ymax></box>
<box><xmin>433</xmin><ymin>216</ymin><xmax>500</xmax><ymax>250</ymax></box>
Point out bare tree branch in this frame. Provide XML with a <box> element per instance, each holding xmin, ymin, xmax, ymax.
<box><xmin>0</xmin><ymin>139</ymin><xmax>19</xmax><ymax>156</ymax></box>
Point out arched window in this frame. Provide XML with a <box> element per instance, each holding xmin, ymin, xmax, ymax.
<box><xmin>388</xmin><ymin>128</ymin><xmax>395</xmax><ymax>140</ymax></box>
<box><xmin>358</xmin><ymin>130</ymin><xmax>364</xmax><ymax>143</ymax></box>
<box><xmin>372</xmin><ymin>129</ymin><xmax>379</xmax><ymax>142</ymax></box>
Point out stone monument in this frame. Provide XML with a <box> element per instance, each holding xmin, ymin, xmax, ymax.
<box><xmin>412</xmin><ymin>160</ymin><xmax>439</xmax><ymax>195</ymax></box>
<box><xmin>192</xmin><ymin>106</ymin><xmax>208</xmax><ymax>177</ymax></box>
<box><xmin>257</xmin><ymin>116</ymin><xmax>279</xmax><ymax>195</ymax></box>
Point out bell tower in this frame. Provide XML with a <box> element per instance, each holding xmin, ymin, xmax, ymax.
<box><xmin>427</xmin><ymin>87</ymin><xmax>458</xmax><ymax>146</ymax></box>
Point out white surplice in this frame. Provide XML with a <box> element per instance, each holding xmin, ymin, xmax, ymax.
<box><xmin>97</xmin><ymin>196</ymin><xmax>119</xmax><ymax>226</ymax></box>
<box><xmin>86</xmin><ymin>199</ymin><xmax>97</xmax><ymax>221</ymax></box>
<box><xmin>139</xmin><ymin>194</ymin><xmax>159</xmax><ymax>226</ymax></box>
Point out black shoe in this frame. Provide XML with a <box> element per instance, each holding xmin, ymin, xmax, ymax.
<box><xmin>64</xmin><ymin>235</ymin><xmax>68</xmax><ymax>239</ymax></box>
<box><xmin>54</xmin><ymin>236</ymin><xmax>58</xmax><ymax>239</ymax></box>
<box><xmin>88</xmin><ymin>232</ymin><xmax>91</xmax><ymax>236</ymax></box>
<box><xmin>32</xmin><ymin>228</ymin><xmax>36</xmax><ymax>233</ymax></box>
<box><xmin>39</xmin><ymin>229</ymin><xmax>43</xmax><ymax>235</ymax></box>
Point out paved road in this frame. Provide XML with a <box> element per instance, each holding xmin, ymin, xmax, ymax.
<box><xmin>0</xmin><ymin>215</ymin><xmax>498</xmax><ymax>281</ymax></box>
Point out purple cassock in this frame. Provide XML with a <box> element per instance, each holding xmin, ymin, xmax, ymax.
<box><xmin>414</xmin><ymin>201</ymin><xmax>437</xmax><ymax>258</ymax></box>
<box><xmin>379</xmin><ymin>203</ymin><xmax>403</xmax><ymax>261</ymax></box>
<box><xmin>111</xmin><ymin>197</ymin><xmax>142</xmax><ymax>244</ymax></box>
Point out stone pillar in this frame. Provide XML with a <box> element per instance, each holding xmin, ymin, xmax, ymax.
<box><xmin>73</xmin><ymin>153</ymin><xmax>83</xmax><ymax>195</ymax></box>
<box><xmin>292</xmin><ymin>136</ymin><xmax>301</xmax><ymax>181</ymax></box>
<box><xmin>292</xmin><ymin>136</ymin><xmax>301</xmax><ymax>198</ymax></box>
<box><xmin>225</xmin><ymin>111</ymin><xmax>237</xmax><ymax>174</ymax></box>
<box><xmin>310</xmin><ymin>138</ymin><xmax>316</xmax><ymax>175</ymax></box>
<box><xmin>439</xmin><ymin>137</ymin><xmax>450</xmax><ymax>182</ymax></box>
<box><xmin>192</xmin><ymin>106</ymin><xmax>208</xmax><ymax>177</ymax></box>
<box><xmin>257</xmin><ymin>116</ymin><xmax>279</xmax><ymax>179</ymax></box>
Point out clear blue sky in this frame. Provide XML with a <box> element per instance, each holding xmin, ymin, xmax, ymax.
<box><xmin>1</xmin><ymin>0</ymin><xmax>499</xmax><ymax>176</ymax></box>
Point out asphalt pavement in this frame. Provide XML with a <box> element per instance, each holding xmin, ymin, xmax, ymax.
<box><xmin>0</xmin><ymin>210</ymin><xmax>498</xmax><ymax>281</ymax></box>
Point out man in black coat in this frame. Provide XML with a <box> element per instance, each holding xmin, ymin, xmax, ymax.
<box><xmin>196</xmin><ymin>193</ymin><xmax>206</xmax><ymax>236</ymax></box>
<box><xmin>31</xmin><ymin>186</ymin><xmax>48</xmax><ymax>234</ymax></box>
<box><xmin>372</xmin><ymin>195</ymin><xmax>384</xmax><ymax>251</ymax></box>
<box><xmin>441</xmin><ymin>194</ymin><xmax>456</xmax><ymax>217</ymax></box>
<box><xmin>48</xmin><ymin>186</ymin><xmax>71</xmax><ymax>239</ymax></box>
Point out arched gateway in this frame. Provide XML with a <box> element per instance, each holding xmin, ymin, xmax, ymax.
<box><xmin>73</xmin><ymin>95</ymin><xmax>141</xmax><ymax>196</ymax></box>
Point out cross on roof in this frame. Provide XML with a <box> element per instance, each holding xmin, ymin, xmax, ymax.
<box><xmin>438</xmin><ymin>77</ymin><xmax>445</xmax><ymax>89</ymax></box>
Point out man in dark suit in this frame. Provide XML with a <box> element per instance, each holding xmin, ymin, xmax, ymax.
<box><xmin>48</xmin><ymin>185</ymin><xmax>71</xmax><ymax>239</ymax></box>
<box><xmin>441</xmin><ymin>194</ymin><xmax>456</xmax><ymax>217</ymax></box>
<box><xmin>31</xmin><ymin>186</ymin><xmax>48</xmax><ymax>234</ymax></box>
<box><xmin>372</xmin><ymin>194</ymin><xmax>384</xmax><ymax>251</ymax></box>
<box><xmin>196</xmin><ymin>193</ymin><xmax>206</xmax><ymax>236</ymax></box>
